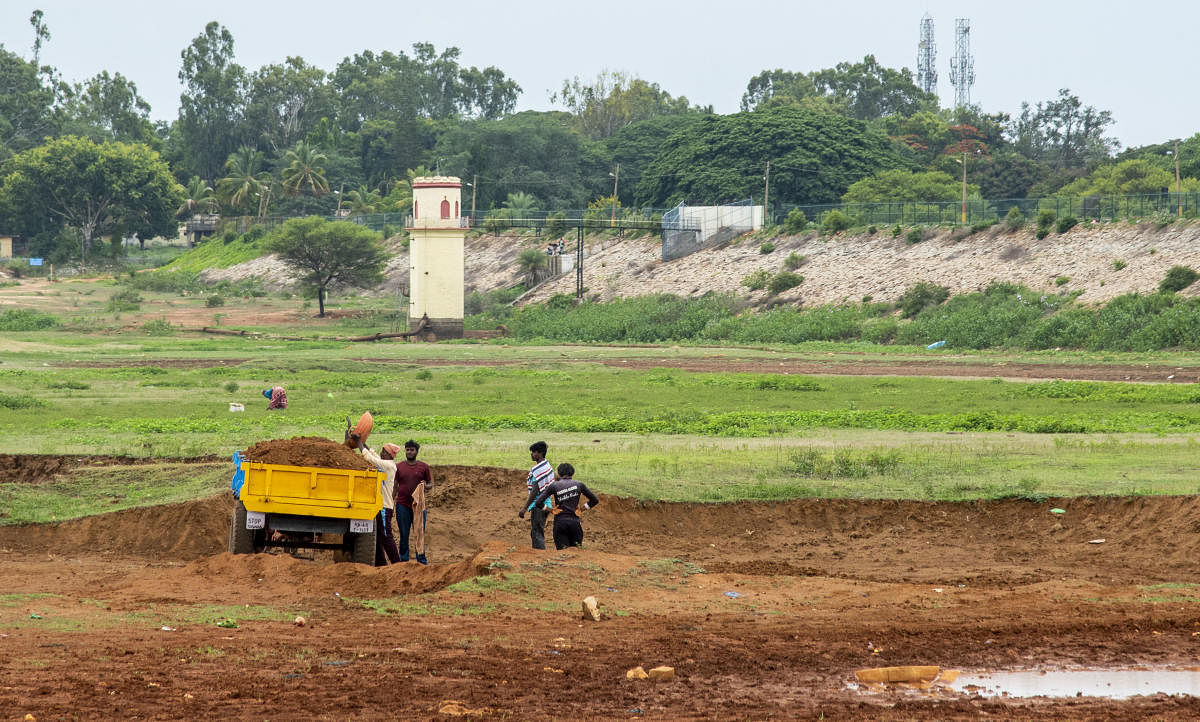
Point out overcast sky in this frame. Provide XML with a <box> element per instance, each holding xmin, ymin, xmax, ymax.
<box><xmin>1</xmin><ymin>1</ymin><xmax>1194</xmax><ymax>150</ymax></box>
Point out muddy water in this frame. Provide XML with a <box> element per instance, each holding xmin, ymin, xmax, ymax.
<box><xmin>953</xmin><ymin>667</ymin><xmax>1200</xmax><ymax>699</ymax></box>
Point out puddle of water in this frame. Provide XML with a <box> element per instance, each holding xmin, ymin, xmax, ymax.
<box><xmin>951</xmin><ymin>667</ymin><xmax>1200</xmax><ymax>700</ymax></box>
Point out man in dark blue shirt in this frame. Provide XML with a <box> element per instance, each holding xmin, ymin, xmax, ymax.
<box><xmin>530</xmin><ymin>463</ymin><xmax>599</xmax><ymax>550</ymax></box>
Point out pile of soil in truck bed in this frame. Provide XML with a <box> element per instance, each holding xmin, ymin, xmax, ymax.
<box><xmin>242</xmin><ymin>436</ymin><xmax>374</xmax><ymax>471</ymax></box>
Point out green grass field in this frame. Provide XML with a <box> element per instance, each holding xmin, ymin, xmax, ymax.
<box><xmin>3</xmin><ymin>320</ymin><xmax>1200</xmax><ymax>524</ymax></box>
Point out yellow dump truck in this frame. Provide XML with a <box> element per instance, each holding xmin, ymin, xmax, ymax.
<box><xmin>228</xmin><ymin>452</ymin><xmax>384</xmax><ymax>565</ymax></box>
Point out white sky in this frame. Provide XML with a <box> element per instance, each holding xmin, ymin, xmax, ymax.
<box><xmin>1</xmin><ymin>1</ymin><xmax>1194</xmax><ymax>150</ymax></box>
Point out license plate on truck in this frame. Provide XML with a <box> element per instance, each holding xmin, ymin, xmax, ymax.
<box><xmin>246</xmin><ymin>511</ymin><xmax>266</xmax><ymax>529</ymax></box>
<box><xmin>349</xmin><ymin>518</ymin><xmax>374</xmax><ymax>533</ymax></box>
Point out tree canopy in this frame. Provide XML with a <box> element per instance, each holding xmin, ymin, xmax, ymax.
<box><xmin>842</xmin><ymin>169</ymin><xmax>977</xmax><ymax>203</ymax></box>
<box><xmin>264</xmin><ymin>217</ymin><xmax>387</xmax><ymax>316</ymax></box>
<box><xmin>635</xmin><ymin>105</ymin><xmax>909</xmax><ymax>207</ymax></box>
<box><xmin>0</xmin><ymin>135</ymin><xmax>182</xmax><ymax>259</ymax></box>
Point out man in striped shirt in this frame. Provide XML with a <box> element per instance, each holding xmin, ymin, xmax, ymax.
<box><xmin>517</xmin><ymin>440</ymin><xmax>555</xmax><ymax>549</ymax></box>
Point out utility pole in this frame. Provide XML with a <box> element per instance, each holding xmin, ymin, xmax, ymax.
<box><xmin>763</xmin><ymin>159</ymin><xmax>770</xmax><ymax>227</ymax></box>
<box><xmin>610</xmin><ymin>163</ymin><xmax>620</xmax><ymax>227</ymax></box>
<box><xmin>960</xmin><ymin>151</ymin><xmax>967</xmax><ymax>224</ymax></box>
<box><xmin>471</xmin><ymin>174</ymin><xmax>478</xmax><ymax>224</ymax></box>
<box><xmin>1175</xmin><ymin>141</ymin><xmax>1183</xmax><ymax>217</ymax></box>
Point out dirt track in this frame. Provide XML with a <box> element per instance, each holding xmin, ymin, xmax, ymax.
<box><xmin>4</xmin><ymin>458</ymin><xmax>1200</xmax><ymax>719</ymax></box>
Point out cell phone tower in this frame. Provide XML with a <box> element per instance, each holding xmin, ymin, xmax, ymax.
<box><xmin>949</xmin><ymin>18</ymin><xmax>975</xmax><ymax>108</ymax></box>
<box><xmin>917</xmin><ymin>14</ymin><xmax>937</xmax><ymax>97</ymax></box>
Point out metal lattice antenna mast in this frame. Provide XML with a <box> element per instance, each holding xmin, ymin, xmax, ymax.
<box><xmin>917</xmin><ymin>14</ymin><xmax>937</xmax><ymax>97</ymax></box>
<box><xmin>949</xmin><ymin>18</ymin><xmax>975</xmax><ymax>108</ymax></box>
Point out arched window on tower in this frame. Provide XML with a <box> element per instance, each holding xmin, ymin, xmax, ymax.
<box><xmin>454</xmin><ymin>201</ymin><xmax>459</xmax><ymax>218</ymax></box>
<box><xmin>440</xmin><ymin>199</ymin><xmax>450</xmax><ymax>219</ymax></box>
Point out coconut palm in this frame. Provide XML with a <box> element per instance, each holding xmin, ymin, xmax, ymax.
<box><xmin>177</xmin><ymin>176</ymin><xmax>217</xmax><ymax>217</ymax></box>
<box><xmin>280</xmin><ymin>140</ymin><xmax>329</xmax><ymax>196</ymax></box>
<box><xmin>344</xmin><ymin>184</ymin><xmax>381</xmax><ymax>215</ymax></box>
<box><xmin>502</xmin><ymin>191</ymin><xmax>540</xmax><ymax>217</ymax></box>
<box><xmin>217</xmin><ymin>147</ymin><xmax>270</xmax><ymax>212</ymax></box>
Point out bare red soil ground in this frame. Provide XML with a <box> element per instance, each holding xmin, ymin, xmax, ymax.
<box><xmin>4</xmin><ymin>456</ymin><xmax>1200</xmax><ymax>719</ymax></box>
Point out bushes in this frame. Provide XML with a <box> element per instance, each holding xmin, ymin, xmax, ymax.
<box><xmin>759</xmin><ymin>242</ymin><xmax>775</xmax><ymax>254</ymax></box>
<box><xmin>0</xmin><ymin>309</ymin><xmax>59</xmax><ymax>331</ymax></box>
<box><xmin>783</xmin><ymin>209</ymin><xmax>808</xmax><ymax>234</ymax></box>
<box><xmin>898</xmin><ymin>282</ymin><xmax>950</xmax><ymax>319</ymax></box>
<box><xmin>1160</xmin><ymin>265</ymin><xmax>1199</xmax><ymax>293</ymax></box>
<box><xmin>1004</xmin><ymin>206</ymin><xmax>1025</xmax><ymax>231</ymax></box>
<box><xmin>905</xmin><ymin>228</ymin><xmax>924</xmax><ymax>244</ymax></box>
<box><xmin>106</xmin><ymin>288</ymin><xmax>143</xmax><ymax>312</ymax></box>
<box><xmin>741</xmin><ymin>270</ymin><xmax>770</xmax><ymax>291</ymax></box>
<box><xmin>206</xmin><ymin>295</ymin><xmax>225</xmax><ymax>307</ymax></box>
<box><xmin>783</xmin><ymin>253</ymin><xmax>807</xmax><ymax>271</ymax></box>
<box><xmin>820</xmin><ymin>210</ymin><xmax>852</xmax><ymax>233</ymax></box>
<box><xmin>766</xmin><ymin>271</ymin><xmax>804</xmax><ymax>294</ymax></box>
<box><xmin>1036</xmin><ymin>209</ymin><xmax>1056</xmax><ymax>240</ymax></box>
<box><xmin>1056</xmin><ymin>216</ymin><xmax>1079</xmax><ymax>233</ymax></box>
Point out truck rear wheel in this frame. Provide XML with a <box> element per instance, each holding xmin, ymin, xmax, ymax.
<box><xmin>229</xmin><ymin>500</ymin><xmax>262</xmax><ymax>554</ymax></box>
<box><xmin>350</xmin><ymin>527</ymin><xmax>377</xmax><ymax>566</ymax></box>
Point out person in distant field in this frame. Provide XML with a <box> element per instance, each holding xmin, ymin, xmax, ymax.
<box><xmin>393</xmin><ymin>440</ymin><xmax>433</xmax><ymax>564</ymax></box>
<box><xmin>530</xmin><ymin>463</ymin><xmax>598</xmax><ymax>550</ymax></box>
<box><xmin>356</xmin><ymin>440</ymin><xmax>402</xmax><ymax>566</ymax></box>
<box><xmin>545</xmin><ymin>242</ymin><xmax>555</xmax><ymax>255</ymax></box>
<box><xmin>557</xmin><ymin>239</ymin><xmax>565</xmax><ymax>255</ymax></box>
<box><xmin>517</xmin><ymin>441</ymin><xmax>555</xmax><ymax>549</ymax></box>
<box><xmin>263</xmin><ymin>386</ymin><xmax>287</xmax><ymax>410</ymax></box>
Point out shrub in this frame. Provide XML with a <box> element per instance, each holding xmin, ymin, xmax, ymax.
<box><xmin>783</xmin><ymin>253</ymin><xmax>807</xmax><ymax>271</ymax></box>
<box><xmin>142</xmin><ymin>318</ymin><xmax>175</xmax><ymax>336</ymax></box>
<box><xmin>741</xmin><ymin>270</ymin><xmax>771</xmax><ymax>291</ymax></box>
<box><xmin>783</xmin><ymin>208</ymin><xmax>808</xmax><ymax>234</ymax></box>
<box><xmin>415</xmin><ymin>369</ymin><xmax>433</xmax><ymax>380</ymax></box>
<box><xmin>891</xmin><ymin>224</ymin><xmax>902</xmax><ymax>237</ymax></box>
<box><xmin>545</xmin><ymin>293</ymin><xmax>575</xmax><ymax>310</ymax></box>
<box><xmin>1036</xmin><ymin>209</ymin><xmax>1056</xmax><ymax>231</ymax></box>
<box><xmin>1004</xmin><ymin>206</ymin><xmax>1025</xmax><ymax>231</ymax></box>
<box><xmin>767</xmin><ymin>271</ymin><xmax>804</xmax><ymax>294</ymax></box>
<box><xmin>0</xmin><ymin>309</ymin><xmax>59</xmax><ymax>331</ymax></box>
<box><xmin>820</xmin><ymin>210</ymin><xmax>852</xmax><ymax>233</ymax></box>
<box><xmin>1036</xmin><ymin>229</ymin><xmax>1050</xmax><ymax>240</ymax></box>
<box><xmin>1055</xmin><ymin>276</ymin><xmax>1070</xmax><ymax>286</ymax></box>
<box><xmin>898</xmin><ymin>282</ymin><xmax>950</xmax><ymax>319</ymax></box>
<box><xmin>1056</xmin><ymin>216</ymin><xmax>1079</xmax><ymax>233</ymax></box>
<box><xmin>516</xmin><ymin>248</ymin><xmax>546</xmax><ymax>276</ymax></box>
<box><xmin>970</xmin><ymin>222</ymin><xmax>993</xmax><ymax>234</ymax></box>
<box><xmin>1160</xmin><ymin>265</ymin><xmax>1200</xmax><ymax>293</ymax></box>
<box><xmin>905</xmin><ymin>228</ymin><xmax>924</xmax><ymax>244</ymax></box>
<box><xmin>1113</xmin><ymin>259</ymin><xmax>1127</xmax><ymax>271</ymax></box>
<box><xmin>867</xmin><ymin>225</ymin><xmax>878</xmax><ymax>235</ymax></box>
<box><xmin>223</xmin><ymin>381</ymin><xmax>239</xmax><ymax>393</ymax></box>
<box><xmin>0</xmin><ymin>393</ymin><xmax>44</xmax><ymax>409</ymax></box>
<box><xmin>206</xmin><ymin>295</ymin><xmax>225</xmax><ymax>307</ymax></box>
<box><xmin>106</xmin><ymin>288</ymin><xmax>143</xmax><ymax>312</ymax></box>
<box><xmin>759</xmin><ymin>241</ymin><xmax>775</xmax><ymax>254</ymax></box>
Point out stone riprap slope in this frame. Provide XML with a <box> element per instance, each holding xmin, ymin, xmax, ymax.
<box><xmin>199</xmin><ymin>222</ymin><xmax>1200</xmax><ymax>308</ymax></box>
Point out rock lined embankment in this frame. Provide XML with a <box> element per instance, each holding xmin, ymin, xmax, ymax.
<box><xmin>203</xmin><ymin>221</ymin><xmax>1200</xmax><ymax>308</ymax></box>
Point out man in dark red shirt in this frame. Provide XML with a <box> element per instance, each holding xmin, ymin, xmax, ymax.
<box><xmin>393</xmin><ymin>440</ymin><xmax>433</xmax><ymax>564</ymax></box>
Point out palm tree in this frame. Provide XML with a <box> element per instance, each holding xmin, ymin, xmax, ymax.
<box><xmin>503</xmin><ymin>191</ymin><xmax>540</xmax><ymax>217</ymax></box>
<box><xmin>177</xmin><ymin>176</ymin><xmax>217</xmax><ymax>217</ymax></box>
<box><xmin>218</xmin><ymin>147</ymin><xmax>269</xmax><ymax>212</ymax></box>
<box><xmin>344</xmin><ymin>184</ymin><xmax>381</xmax><ymax>215</ymax></box>
<box><xmin>280</xmin><ymin>140</ymin><xmax>329</xmax><ymax>197</ymax></box>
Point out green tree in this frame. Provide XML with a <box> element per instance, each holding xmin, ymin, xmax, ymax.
<box><xmin>842</xmin><ymin>169</ymin><xmax>975</xmax><ymax>203</ymax></box>
<box><xmin>218</xmin><ymin>145</ymin><xmax>269</xmax><ymax>212</ymax></box>
<box><xmin>741</xmin><ymin>56</ymin><xmax>937</xmax><ymax>121</ymax></box>
<box><xmin>635</xmin><ymin>105</ymin><xmax>907</xmax><ymax>206</ymax></box>
<box><xmin>1055</xmin><ymin>158</ymin><xmax>1200</xmax><ymax>197</ymax></box>
<box><xmin>280</xmin><ymin>140</ymin><xmax>329</xmax><ymax>196</ymax></box>
<box><xmin>0</xmin><ymin>46</ymin><xmax>57</xmax><ymax>156</ymax></box>
<box><xmin>29</xmin><ymin>9</ymin><xmax>51</xmax><ymax>65</ymax></box>
<box><xmin>551</xmin><ymin>69</ymin><xmax>704</xmax><ymax>140</ymax></box>
<box><xmin>243</xmin><ymin>56</ymin><xmax>335</xmax><ymax>153</ymax></box>
<box><xmin>502</xmin><ymin>191</ymin><xmax>539</xmax><ymax>215</ymax></box>
<box><xmin>343</xmin><ymin>184</ymin><xmax>381</xmax><ymax>214</ymax></box>
<box><xmin>62</xmin><ymin>70</ymin><xmax>157</xmax><ymax>144</ymax></box>
<box><xmin>1009</xmin><ymin>88</ymin><xmax>1118</xmax><ymax>172</ymax></box>
<box><xmin>0</xmin><ymin>135</ymin><xmax>182</xmax><ymax>259</ymax></box>
<box><xmin>176</xmin><ymin>22</ymin><xmax>247</xmax><ymax>181</ymax></box>
<box><xmin>265</xmin><ymin>217</ymin><xmax>387</xmax><ymax>316</ymax></box>
<box><xmin>177</xmin><ymin>175</ymin><xmax>217</xmax><ymax>217</ymax></box>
